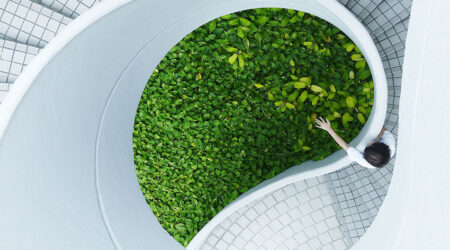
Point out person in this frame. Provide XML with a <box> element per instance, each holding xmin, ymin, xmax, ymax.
<box><xmin>315</xmin><ymin>117</ymin><xmax>396</xmax><ymax>169</ymax></box>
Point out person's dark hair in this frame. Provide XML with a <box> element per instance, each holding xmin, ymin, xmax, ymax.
<box><xmin>363</xmin><ymin>142</ymin><xmax>391</xmax><ymax>168</ymax></box>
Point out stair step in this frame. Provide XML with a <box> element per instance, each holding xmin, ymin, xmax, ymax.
<box><xmin>0</xmin><ymin>89</ymin><xmax>9</xmax><ymax>104</ymax></box>
<box><xmin>29</xmin><ymin>0</ymin><xmax>101</xmax><ymax>19</ymax></box>
<box><xmin>325</xmin><ymin>172</ymin><xmax>353</xmax><ymax>246</ymax></box>
<box><xmin>0</xmin><ymin>38</ymin><xmax>40</xmax><ymax>83</ymax></box>
<box><xmin>345</xmin><ymin>0</ymin><xmax>383</xmax><ymax>22</ymax></box>
<box><xmin>337</xmin><ymin>0</ymin><xmax>350</xmax><ymax>6</ymax></box>
<box><xmin>326</xmin><ymin>165</ymin><xmax>376</xmax><ymax>246</ymax></box>
<box><xmin>366</xmin><ymin>159</ymin><xmax>395</xmax><ymax>193</ymax></box>
<box><xmin>0</xmin><ymin>82</ymin><xmax>10</xmax><ymax>91</ymax></box>
<box><xmin>375</xmin><ymin>18</ymin><xmax>410</xmax><ymax>59</ymax></box>
<box><xmin>363</xmin><ymin>0</ymin><xmax>412</xmax><ymax>38</ymax></box>
<box><xmin>0</xmin><ymin>0</ymin><xmax>71</xmax><ymax>48</ymax></box>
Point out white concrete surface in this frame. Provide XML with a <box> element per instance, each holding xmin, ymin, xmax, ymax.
<box><xmin>353</xmin><ymin>0</ymin><xmax>450</xmax><ymax>249</ymax></box>
<box><xmin>0</xmin><ymin>0</ymin><xmax>387</xmax><ymax>249</ymax></box>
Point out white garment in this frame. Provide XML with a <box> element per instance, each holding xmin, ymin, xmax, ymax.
<box><xmin>347</xmin><ymin>130</ymin><xmax>396</xmax><ymax>169</ymax></box>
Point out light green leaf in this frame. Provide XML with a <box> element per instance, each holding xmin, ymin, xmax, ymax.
<box><xmin>349</xmin><ymin>71</ymin><xmax>354</xmax><ymax>79</ymax></box>
<box><xmin>240</xmin><ymin>18</ymin><xmax>251</xmax><ymax>26</ymax></box>
<box><xmin>228</xmin><ymin>54</ymin><xmax>238</xmax><ymax>64</ymax></box>
<box><xmin>300</xmin><ymin>76</ymin><xmax>311</xmax><ymax>83</ymax></box>
<box><xmin>285</xmin><ymin>103</ymin><xmax>295</xmax><ymax>109</ymax></box>
<box><xmin>238</xmin><ymin>54</ymin><xmax>244</xmax><ymax>68</ymax></box>
<box><xmin>311</xmin><ymin>85</ymin><xmax>323</xmax><ymax>93</ymax></box>
<box><xmin>351</xmin><ymin>54</ymin><xmax>363</xmax><ymax>61</ymax></box>
<box><xmin>357</xmin><ymin>113</ymin><xmax>366</xmax><ymax>124</ymax></box>
<box><xmin>254</xmin><ymin>83</ymin><xmax>264</xmax><ymax>89</ymax></box>
<box><xmin>225</xmin><ymin>47</ymin><xmax>238</xmax><ymax>53</ymax></box>
<box><xmin>294</xmin><ymin>82</ymin><xmax>306</xmax><ymax>89</ymax></box>
<box><xmin>268</xmin><ymin>91</ymin><xmax>274</xmax><ymax>101</ymax></box>
<box><xmin>237</xmin><ymin>26</ymin><xmax>245</xmax><ymax>38</ymax></box>
<box><xmin>346</xmin><ymin>96</ymin><xmax>355</xmax><ymax>108</ymax></box>
<box><xmin>330</xmin><ymin>84</ymin><xmax>336</xmax><ymax>92</ymax></box>
<box><xmin>229</xmin><ymin>19</ymin><xmax>239</xmax><ymax>25</ymax></box>
<box><xmin>255</xmin><ymin>16</ymin><xmax>269</xmax><ymax>25</ymax></box>
<box><xmin>288</xmin><ymin>91</ymin><xmax>300</xmax><ymax>102</ymax></box>
<box><xmin>275</xmin><ymin>101</ymin><xmax>284</xmax><ymax>106</ymax></box>
<box><xmin>299</xmin><ymin>91</ymin><xmax>308</xmax><ymax>102</ymax></box>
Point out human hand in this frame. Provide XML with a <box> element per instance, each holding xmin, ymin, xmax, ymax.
<box><xmin>315</xmin><ymin>117</ymin><xmax>332</xmax><ymax>132</ymax></box>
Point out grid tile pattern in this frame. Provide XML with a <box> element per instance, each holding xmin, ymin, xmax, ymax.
<box><xmin>345</xmin><ymin>0</ymin><xmax>383</xmax><ymax>22</ymax></box>
<box><xmin>201</xmin><ymin>177</ymin><xmax>350</xmax><ymax>250</ymax></box>
<box><xmin>0</xmin><ymin>38</ymin><xmax>39</xmax><ymax>83</ymax></box>
<box><xmin>30</xmin><ymin>0</ymin><xmax>101</xmax><ymax>19</ymax></box>
<box><xmin>0</xmin><ymin>0</ymin><xmax>99</xmax><ymax>103</ymax></box>
<box><xmin>0</xmin><ymin>0</ymin><xmax>71</xmax><ymax>48</ymax></box>
<box><xmin>362</xmin><ymin>0</ymin><xmax>412</xmax><ymax>38</ymax></box>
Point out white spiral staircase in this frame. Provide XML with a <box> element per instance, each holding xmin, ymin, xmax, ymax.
<box><xmin>1</xmin><ymin>0</ymin><xmax>449</xmax><ymax>249</ymax></box>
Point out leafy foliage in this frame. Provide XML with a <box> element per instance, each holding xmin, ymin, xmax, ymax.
<box><xmin>133</xmin><ymin>8</ymin><xmax>373</xmax><ymax>246</ymax></box>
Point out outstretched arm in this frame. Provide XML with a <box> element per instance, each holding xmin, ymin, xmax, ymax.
<box><xmin>315</xmin><ymin>117</ymin><xmax>350</xmax><ymax>151</ymax></box>
<box><xmin>376</xmin><ymin>127</ymin><xmax>387</xmax><ymax>141</ymax></box>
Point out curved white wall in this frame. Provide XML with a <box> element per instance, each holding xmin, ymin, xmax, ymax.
<box><xmin>353</xmin><ymin>0</ymin><xmax>450</xmax><ymax>249</ymax></box>
<box><xmin>0</xmin><ymin>0</ymin><xmax>386</xmax><ymax>249</ymax></box>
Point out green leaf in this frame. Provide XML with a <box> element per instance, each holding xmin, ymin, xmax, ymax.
<box><xmin>240</xmin><ymin>17</ymin><xmax>251</xmax><ymax>26</ymax></box>
<box><xmin>229</xmin><ymin>19</ymin><xmax>239</xmax><ymax>25</ymax></box>
<box><xmin>349</xmin><ymin>71</ymin><xmax>354</xmax><ymax>79</ymax></box>
<box><xmin>351</xmin><ymin>54</ymin><xmax>363</xmax><ymax>61</ymax></box>
<box><xmin>355</xmin><ymin>60</ymin><xmax>366</xmax><ymax>70</ymax></box>
<box><xmin>311</xmin><ymin>96</ymin><xmax>319</xmax><ymax>105</ymax></box>
<box><xmin>300</xmin><ymin>77</ymin><xmax>311</xmax><ymax>83</ymax></box>
<box><xmin>346</xmin><ymin>96</ymin><xmax>355</xmax><ymax>108</ymax></box>
<box><xmin>238</xmin><ymin>54</ymin><xmax>244</xmax><ymax>68</ymax></box>
<box><xmin>359</xmin><ymin>69</ymin><xmax>371</xmax><ymax>80</ymax></box>
<box><xmin>275</xmin><ymin>101</ymin><xmax>284</xmax><ymax>106</ymax></box>
<box><xmin>237</xmin><ymin>26</ymin><xmax>245</xmax><ymax>38</ymax></box>
<box><xmin>294</xmin><ymin>82</ymin><xmax>306</xmax><ymax>89</ymax></box>
<box><xmin>302</xmin><ymin>146</ymin><xmax>311</xmax><ymax>151</ymax></box>
<box><xmin>225</xmin><ymin>47</ymin><xmax>238</xmax><ymax>53</ymax></box>
<box><xmin>221</xmin><ymin>14</ymin><xmax>233</xmax><ymax>19</ymax></box>
<box><xmin>342</xmin><ymin>112</ymin><xmax>354</xmax><ymax>122</ymax></box>
<box><xmin>267</xmin><ymin>91</ymin><xmax>274</xmax><ymax>101</ymax></box>
<box><xmin>255</xmin><ymin>16</ymin><xmax>269</xmax><ymax>25</ymax></box>
<box><xmin>228</xmin><ymin>54</ymin><xmax>238</xmax><ymax>64</ymax></box>
<box><xmin>357</xmin><ymin>113</ymin><xmax>366</xmax><ymax>124</ymax></box>
<box><xmin>311</xmin><ymin>85</ymin><xmax>323</xmax><ymax>93</ymax></box>
<box><xmin>288</xmin><ymin>91</ymin><xmax>300</xmax><ymax>102</ymax></box>
<box><xmin>208</xmin><ymin>20</ymin><xmax>217</xmax><ymax>32</ymax></box>
<box><xmin>344</xmin><ymin>43</ymin><xmax>355</xmax><ymax>52</ymax></box>
<box><xmin>254</xmin><ymin>83</ymin><xmax>264</xmax><ymax>89</ymax></box>
<box><xmin>290</xmin><ymin>59</ymin><xmax>295</xmax><ymax>67</ymax></box>
<box><xmin>330</xmin><ymin>84</ymin><xmax>336</xmax><ymax>92</ymax></box>
<box><xmin>299</xmin><ymin>91</ymin><xmax>308</xmax><ymax>102</ymax></box>
<box><xmin>285</xmin><ymin>103</ymin><xmax>295</xmax><ymax>109</ymax></box>
<box><xmin>243</xmin><ymin>38</ymin><xmax>250</xmax><ymax>49</ymax></box>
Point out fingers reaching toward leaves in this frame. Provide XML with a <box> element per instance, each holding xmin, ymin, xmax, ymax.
<box><xmin>315</xmin><ymin>117</ymin><xmax>332</xmax><ymax>132</ymax></box>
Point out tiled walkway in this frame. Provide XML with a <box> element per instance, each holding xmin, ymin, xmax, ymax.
<box><xmin>201</xmin><ymin>176</ymin><xmax>349</xmax><ymax>250</ymax></box>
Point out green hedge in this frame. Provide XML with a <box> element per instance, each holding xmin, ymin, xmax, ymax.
<box><xmin>133</xmin><ymin>8</ymin><xmax>373</xmax><ymax>246</ymax></box>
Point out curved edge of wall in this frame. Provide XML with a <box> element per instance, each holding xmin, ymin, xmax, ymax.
<box><xmin>0</xmin><ymin>0</ymin><xmax>385</xmax><ymax>249</ymax></box>
<box><xmin>352</xmin><ymin>1</ymin><xmax>450</xmax><ymax>249</ymax></box>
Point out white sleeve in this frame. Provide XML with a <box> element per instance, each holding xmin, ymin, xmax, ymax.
<box><xmin>380</xmin><ymin>130</ymin><xmax>396</xmax><ymax>157</ymax></box>
<box><xmin>347</xmin><ymin>147</ymin><xmax>376</xmax><ymax>169</ymax></box>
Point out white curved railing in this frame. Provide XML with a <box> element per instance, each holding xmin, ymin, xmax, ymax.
<box><xmin>0</xmin><ymin>0</ymin><xmax>388</xmax><ymax>249</ymax></box>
